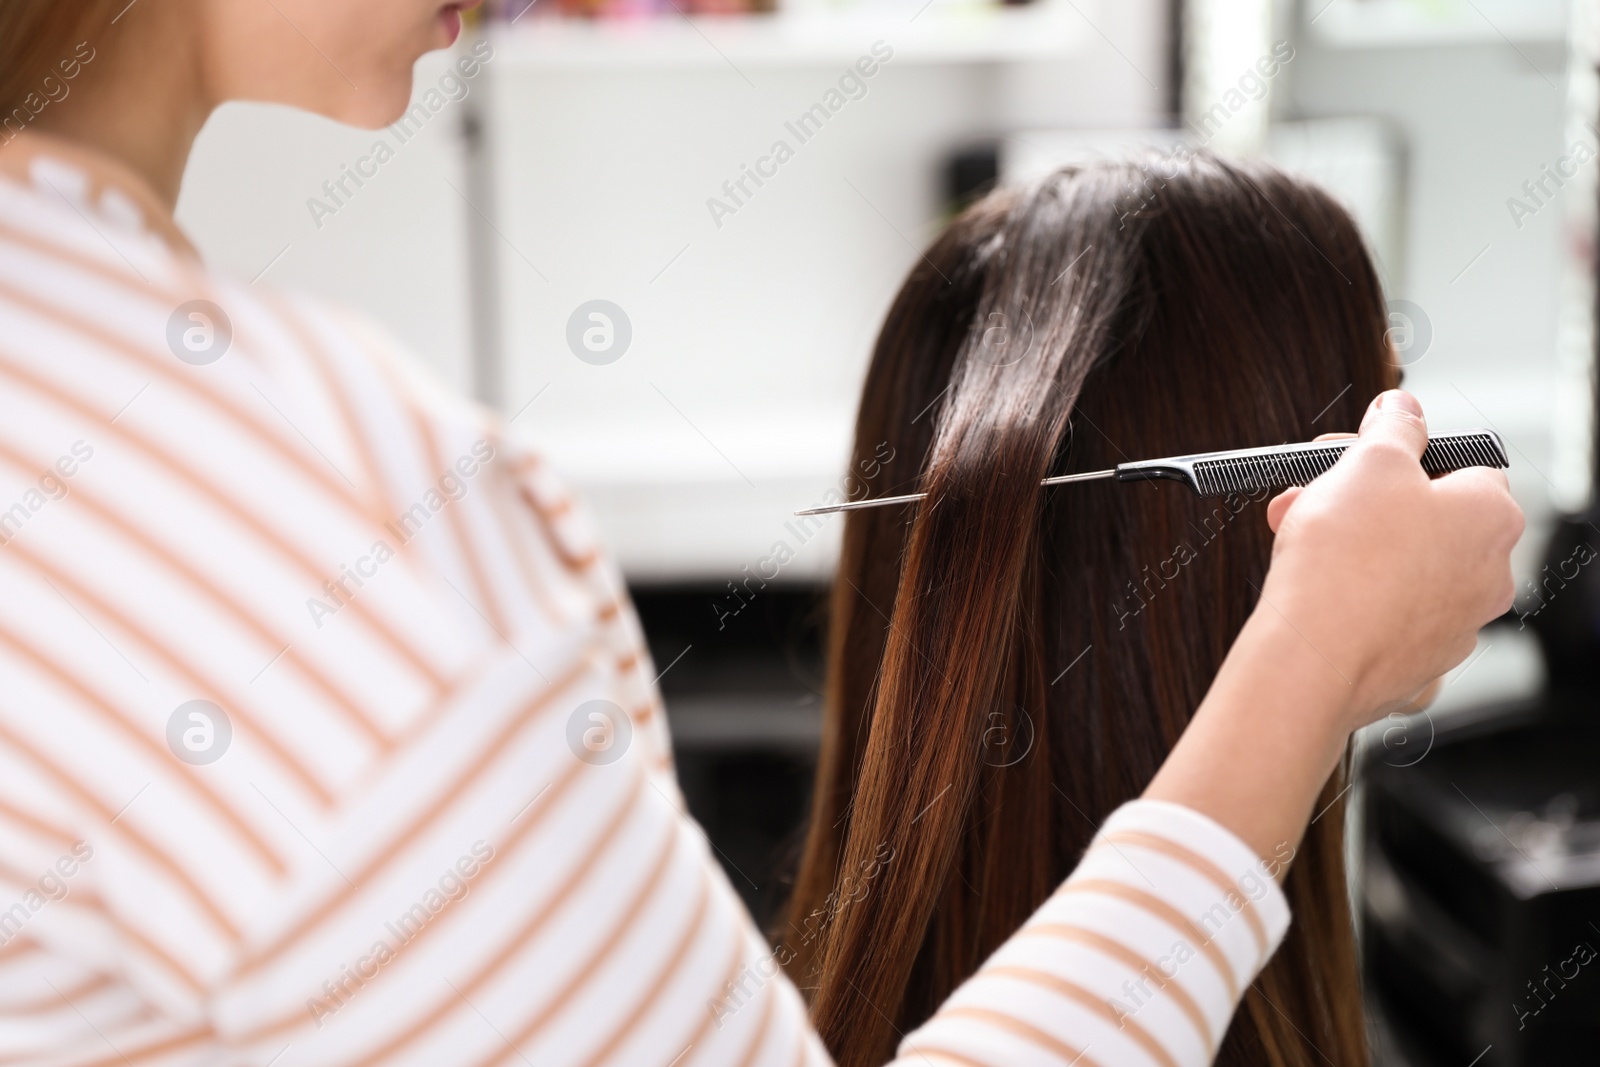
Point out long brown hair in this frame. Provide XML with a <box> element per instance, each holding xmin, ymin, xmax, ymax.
<box><xmin>784</xmin><ymin>153</ymin><xmax>1394</xmax><ymax>1067</ymax></box>
<box><xmin>0</xmin><ymin>1</ymin><xmax>119</xmax><ymax>121</ymax></box>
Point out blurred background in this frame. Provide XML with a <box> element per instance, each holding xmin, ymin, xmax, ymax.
<box><xmin>174</xmin><ymin>0</ymin><xmax>1599</xmax><ymax>1062</ymax></box>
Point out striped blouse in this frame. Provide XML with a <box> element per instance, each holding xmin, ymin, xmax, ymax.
<box><xmin>0</xmin><ymin>132</ymin><xmax>1291</xmax><ymax>1067</ymax></box>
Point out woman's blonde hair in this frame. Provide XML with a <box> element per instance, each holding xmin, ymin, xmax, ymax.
<box><xmin>0</xmin><ymin>1</ymin><xmax>121</xmax><ymax>132</ymax></box>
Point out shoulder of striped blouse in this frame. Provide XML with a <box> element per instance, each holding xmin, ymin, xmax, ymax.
<box><xmin>279</xmin><ymin>295</ymin><xmax>613</xmax><ymax>600</ymax></box>
<box><xmin>266</xmin><ymin>292</ymin><xmax>680</xmax><ymax>775</ymax></box>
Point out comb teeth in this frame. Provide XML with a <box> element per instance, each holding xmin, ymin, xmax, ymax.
<box><xmin>1188</xmin><ymin>431</ymin><xmax>1508</xmax><ymax>497</ymax></box>
<box><xmin>1192</xmin><ymin>446</ymin><xmax>1348</xmax><ymax>496</ymax></box>
<box><xmin>1419</xmin><ymin>432</ymin><xmax>1509</xmax><ymax>475</ymax></box>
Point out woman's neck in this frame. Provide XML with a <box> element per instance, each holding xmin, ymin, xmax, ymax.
<box><xmin>31</xmin><ymin>6</ymin><xmax>212</xmax><ymax>212</ymax></box>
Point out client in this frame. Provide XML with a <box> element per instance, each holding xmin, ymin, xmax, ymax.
<box><xmin>785</xmin><ymin>153</ymin><xmax>1393</xmax><ymax>1067</ymax></box>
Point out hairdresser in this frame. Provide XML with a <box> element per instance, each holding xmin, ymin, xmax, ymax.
<box><xmin>0</xmin><ymin>1</ymin><xmax>1519</xmax><ymax>1064</ymax></box>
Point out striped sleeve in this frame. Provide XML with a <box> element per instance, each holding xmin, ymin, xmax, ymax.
<box><xmin>892</xmin><ymin>800</ymin><xmax>1292</xmax><ymax>1067</ymax></box>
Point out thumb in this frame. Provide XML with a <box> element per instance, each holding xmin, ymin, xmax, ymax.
<box><xmin>1357</xmin><ymin>389</ymin><xmax>1429</xmax><ymax>459</ymax></box>
<box><xmin>1266</xmin><ymin>486</ymin><xmax>1302</xmax><ymax>532</ymax></box>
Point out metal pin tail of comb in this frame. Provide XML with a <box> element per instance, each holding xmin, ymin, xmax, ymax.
<box><xmin>793</xmin><ymin>428</ymin><xmax>1509</xmax><ymax>517</ymax></box>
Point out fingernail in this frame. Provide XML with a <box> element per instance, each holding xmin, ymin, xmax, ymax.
<box><xmin>1376</xmin><ymin>390</ymin><xmax>1422</xmax><ymax>417</ymax></box>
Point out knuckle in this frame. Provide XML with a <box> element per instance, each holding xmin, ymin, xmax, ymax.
<box><xmin>1506</xmin><ymin>513</ymin><xmax>1526</xmax><ymax>547</ymax></box>
<box><xmin>1496</xmin><ymin>576</ymin><xmax>1517</xmax><ymax>617</ymax></box>
<box><xmin>1367</xmin><ymin>412</ymin><xmax>1429</xmax><ymax>446</ymax></box>
<box><xmin>1352</xmin><ymin>439</ymin><xmax>1414</xmax><ymax>469</ymax></box>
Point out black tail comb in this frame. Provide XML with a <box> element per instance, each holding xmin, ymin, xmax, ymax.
<box><xmin>795</xmin><ymin>429</ymin><xmax>1509</xmax><ymax>516</ymax></box>
<box><xmin>1123</xmin><ymin>428</ymin><xmax>1510</xmax><ymax>497</ymax></box>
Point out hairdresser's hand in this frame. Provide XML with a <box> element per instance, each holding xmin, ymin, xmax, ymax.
<box><xmin>1267</xmin><ymin>430</ymin><xmax>1443</xmax><ymax>713</ymax></box>
<box><xmin>1145</xmin><ymin>390</ymin><xmax>1520</xmax><ymax>866</ymax></box>
<box><xmin>1257</xmin><ymin>389</ymin><xmax>1521</xmax><ymax>727</ymax></box>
